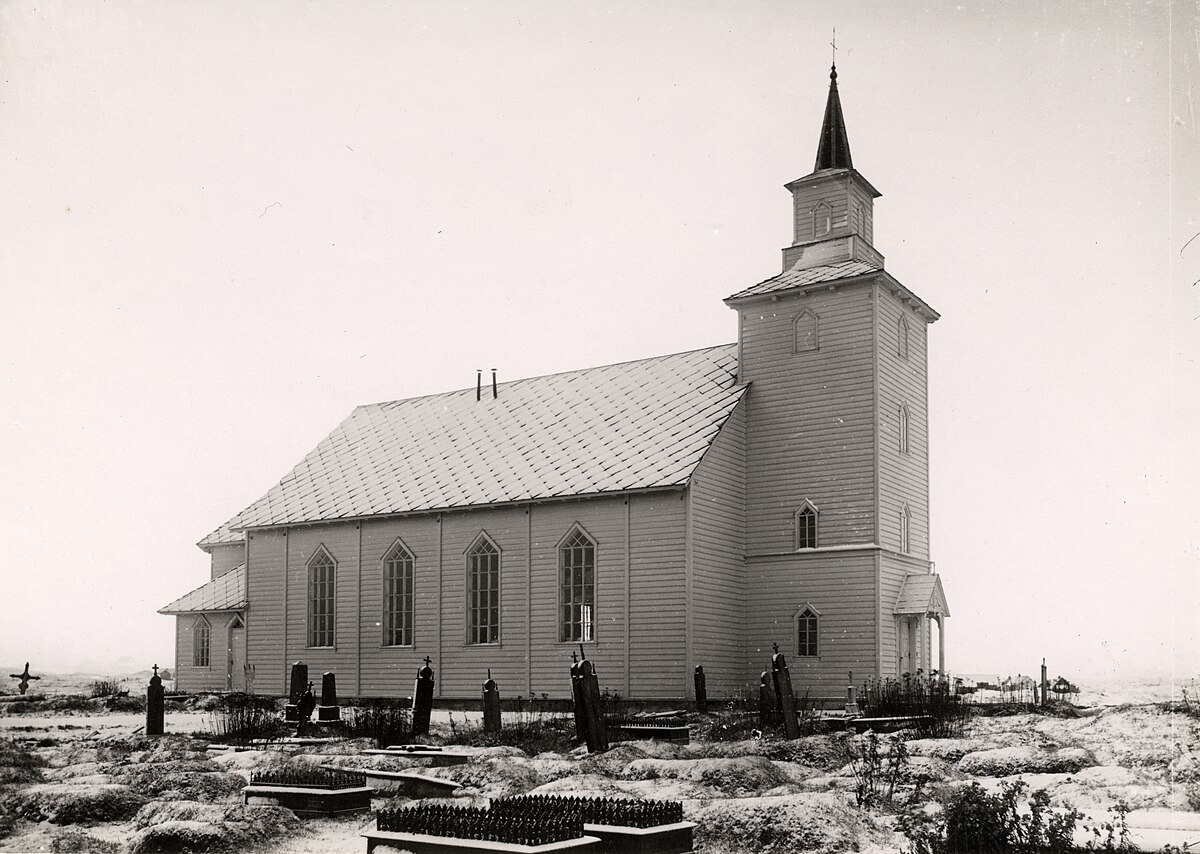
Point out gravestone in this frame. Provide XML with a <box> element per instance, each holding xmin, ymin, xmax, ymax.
<box><xmin>146</xmin><ymin>664</ymin><xmax>165</xmax><ymax>736</ymax></box>
<box><xmin>771</xmin><ymin>644</ymin><xmax>800</xmax><ymax>739</ymax></box>
<box><xmin>569</xmin><ymin>652</ymin><xmax>586</xmax><ymax>741</ymax></box>
<box><xmin>411</xmin><ymin>657</ymin><xmax>434</xmax><ymax>736</ymax></box>
<box><xmin>758</xmin><ymin>670</ymin><xmax>774</xmax><ymax>728</ymax></box>
<box><xmin>845</xmin><ymin>670</ymin><xmax>860</xmax><ymax>716</ymax></box>
<box><xmin>318</xmin><ymin>671</ymin><xmax>340</xmax><ymax>721</ymax></box>
<box><xmin>482</xmin><ymin>669</ymin><xmax>501</xmax><ymax>734</ymax></box>
<box><xmin>694</xmin><ymin>665</ymin><xmax>707</xmax><ymax>714</ymax></box>
<box><xmin>285</xmin><ymin>661</ymin><xmax>307</xmax><ymax>722</ymax></box>
<box><xmin>576</xmin><ymin>658</ymin><xmax>608</xmax><ymax>753</ymax></box>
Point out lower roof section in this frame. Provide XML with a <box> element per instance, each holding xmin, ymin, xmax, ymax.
<box><xmin>159</xmin><ymin>566</ymin><xmax>246</xmax><ymax>614</ymax></box>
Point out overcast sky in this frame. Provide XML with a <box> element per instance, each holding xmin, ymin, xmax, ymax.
<box><xmin>1</xmin><ymin>1</ymin><xmax>1195</xmax><ymax>685</ymax></box>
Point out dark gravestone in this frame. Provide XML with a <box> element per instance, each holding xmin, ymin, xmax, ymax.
<box><xmin>569</xmin><ymin>653</ymin><xmax>586</xmax><ymax>742</ymax></box>
<box><xmin>296</xmin><ymin>682</ymin><xmax>316</xmax><ymax>736</ymax></box>
<box><xmin>482</xmin><ymin>669</ymin><xmax>501</xmax><ymax>734</ymax></box>
<box><xmin>411</xmin><ymin>657</ymin><xmax>434</xmax><ymax>736</ymax></box>
<box><xmin>318</xmin><ymin>671</ymin><xmax>340</xmax><ymax>722</ymax></box>
<box><xmin>285</xmin><ymin>661</ymin><xmax>308</xmax><ymax>722</ymax></box>
<box><xmin>146</xmin><ymin>664</ymin><xmax>165</xmax><ymax>736</ymax></box>
<box><xmin>758</xmin><ymin>670</ymin><xmax>774</xmax><ymax>728</ymax></box>
<box><xmin>771</xmin><ymin>644</ymin><xmax>800</xmax><ymax>739</ymax></box>
<box><xmin>694</xmin><ymin>665</ymin><xmax>708</xmax><ymax>714</ymax></box>
<box><xmin>577</xmin><ymin>658</ymin><xmax>608</xmax><ymax>753</ymax></box>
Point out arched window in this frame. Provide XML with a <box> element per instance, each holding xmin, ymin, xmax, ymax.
<box><xmin>898</xmin><ymin>316</ymin><xmax>910</xmax><ymax>359</ymax></box>
<box><xmin>813</xmin><ymin>200</ymin><xmax>832</xmax><ymax>237</ymax></box>
<box><xmin>794</xmin><ymin>501</ymin><xmax>819</xmax><ymax>550</ymax></box>
<box><xmin>899</xmin><ymin>504</ymin><xmax>911</xmax><ymax>555</ymax></box>
<box><xmin>796</xmin><ymin>605</ymin><xmax>820</xmax><ymax>657</ymax></box>
<box><xmin>794</xmin><ymin>309</ymin><xmax>819</xmax><ymax>353</ymax></box>
<box><xmin>382</xmin><ymin>539</ymin><xmax>415</xmax><ymax>647</ymax></box>
<box><xmin>558</xmin><ymin>526</ymin><xmax>596</xmax><ymax>642</ymax></box>
<box><xmin>307</xmin><ymin>545</ymin><xmax>336</xmax><ymax>648</ymax></box>
<box><xmin>466</xmin><ymin>534</ymin><xmax>500</xmax><ymax>645</ymax></box>
<box><xmin>898</xmin><ymin>403</ymin><xmax>910</xmax><ymax>454</ymax></box>
<box><xmin>192</xmin><ymin>616</ymin><xmax>211</xmax><ymax>667</ymax></box>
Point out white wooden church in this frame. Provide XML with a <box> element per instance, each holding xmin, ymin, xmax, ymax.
<box><xmin>161</xmin><ymin>64</ymin><xmax>950</xmax><ymax>701</ymax></box>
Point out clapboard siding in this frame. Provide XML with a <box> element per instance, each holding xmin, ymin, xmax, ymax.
<box><xmin>528</xmin><ymin>498</ymin><xmax>628</xmax><ymax>698</ymax></box>
<box><xmin>209</xmin><ymin>542</ymin><xmax>245</xmax><ymax>580</ymax></box>
<box><xmin>282</xmin><ymin>523</ymin><xmax>362</xmax><ymax>691</ymax></box>
<box><xmin>689</xmin><ymin>400</ymin><xmax>747</xmax><ymax>698</ymax></box>
<box><xmin>175</xmin><ymin>612</ymin><xmax>240</xmax><ymax>692</ymax></box>
<box><xmin>744</xmin><ymin>551</ymin><xmax>877</xmax><ymax>696</ymax></box>
<box><xmin>433</xmin><ymin>508</ymin><xmax>528</xmax><ymax>697</ymax></box>
<box><xmin>357</xmin><ymin>515</ymin><xmax>441</xmax><ymax>698</ymax></box>
<box><xmin>876</xmin><ymin>286</ymin><xmax>931</xmax><ymax>559</ymax></box>
<box><xmin>849</xmin><ymin>180</ymin><xmax>875</xmax><ymax>245</ymax></box>
<box><xmin>628</xmin><ymin>492</ymin><xmax>687</xmax><ymax>698</ymax></box>
<box><xmin>878</xmin><ymin>558</ymin><xmax>910</xmax><ymax>677</ymax></box>
<box><xmin>245</xmin><ymin>528</ymin><xmax>287</xmax><ymax>694</ymax></box>
<box><xmin>740</xmin><ymin>282</ymin><xmax>878</xmax><ymax>552</ymax></box>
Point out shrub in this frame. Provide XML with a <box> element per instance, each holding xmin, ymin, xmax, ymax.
<box><xmin>207</xmin><ymin>694</ymin><xmax>286</xmax><ymax>747</ymax></box>
<box><xmin>900</xmin><ymin>780</ymin><xmax>1126</xmax><ymax>853</ymax></box>
<box><xmin>842</xmin><ymin>731</ymin><xmax>915</xmax><ymax>809</ymax></box>
<box><xmin>442</xmin><ymin>703</ymin><xmax>576</xmax><ymax>755</ymax></box>
<box><xmin>48</xmin><ymin>829</ymin><xmax>120</xmax><ymax>853</ymax></box>
<box><xmin>0</xmin><ymin>737</ymin><xmax>46</xmax><ymax>785</ymax></box>
<box><xmin>345</xmin><ymin>699</ymin><xmax>411</xmax><ymax>748</ymax></box>
<box><xmin>89</xmin><ymin>679</ymin><xmax>124</xmax><ymax>698</ymax></box>
<box><xmin>859</xmin><ymin>674</ymin><xmax>970</xmax><ymax>738</ymax></box>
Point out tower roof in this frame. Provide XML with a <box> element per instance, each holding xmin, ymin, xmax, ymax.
<box><xmin>814</xmin><ymin>64</ymin><xmax>853</xmax><ymax>171</ymax></box>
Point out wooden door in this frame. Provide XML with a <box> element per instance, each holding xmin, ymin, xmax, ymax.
<box><xmin>228</xmin><ymin>616</ymin><xmax>246</xmax><ymax>691</ymax></box>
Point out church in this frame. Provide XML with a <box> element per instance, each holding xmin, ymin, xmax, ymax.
<box><xmin>160</xmin><ymin>64</ymin><xmax>950</xmax><ymax>702</ymax></box>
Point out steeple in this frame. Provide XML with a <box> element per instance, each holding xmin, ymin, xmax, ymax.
<box><xmin>814</xmin><ymin>64</ymin><xmax>853</xmax><ymax>171</ymax></box>
<box><xmin>780</xmin><ymin>61</ymin><xmax>883</xmax><ymax>273</ymax></box>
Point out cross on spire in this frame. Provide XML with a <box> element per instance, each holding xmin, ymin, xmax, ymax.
<box><xmin>831</xmin><ymin>27</ymin><xmax>837</xmax><ymax>67</ymax></box>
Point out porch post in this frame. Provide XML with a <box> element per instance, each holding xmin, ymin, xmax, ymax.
<box><xmin>937</xmin><ymin>615</ymin><xmax>945</xmax><ymax>674</ymax></box>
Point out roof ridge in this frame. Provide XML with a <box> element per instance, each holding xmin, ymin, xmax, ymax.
<box><xmin>358</xmin><ymin>342</ymin><xmax>738</xmax><ymax>410</ymax></box>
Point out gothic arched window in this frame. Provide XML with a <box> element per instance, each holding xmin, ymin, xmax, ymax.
<box><xmin>192</xmin><ymin>616</ymin><xmax>211</xmax><ymax>667</ymax></box>
<box><xmin>898</xmin><ymin>315</ymin><xmax>910</xmax><ymax>360</ymax></box>
<box><xmin>558</xmin><ymin>526</ymin><xmax>596</xmax><ymax>643</ymax></box>
<box><xmin>467</xmin><ymin>534</ymin><xmax>501</xmax><ymax>645</ymax></box>
<box><xmin>899</xmin><ymin>403</ymin><xmax>910</xmax><ymax>454</ymax></box>
<box><xmin>899</xmin><ymin>505</ymin><xmax>912</xmax><ymax>555</ymax></box>
<box><xmin>382</xmin><ymin>539</ymin><xmax>415</xmax><ymax>647</ymax></box>
<box><xmin>307</xmin><ymin>545</ymin><xmax>336</xmax><ymax>648</ymax></box>
<box><xmin>794</xmin><ymin>309</ymin><xmax>819</xmax><ymax>353</ymax></box>
<box><xmin>795</xmin><ymin>501</ymin><xmax>819</xmax><ymax>550</ymax></box>
<box><xmin>813</xmin><ymin>200</ymin><xmax>833</xmax><ymax>237</ymax></box>
<box><xmin>796</xmin><ymin>605</ymin><xmax>820</xmax><ymax>657</ymax></box>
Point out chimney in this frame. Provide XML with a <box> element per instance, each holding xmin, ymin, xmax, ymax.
<box><xmin>491</xmin><ymin>368</ymin><xmax>497</xmax><ymax>399</ymax></box>
<box><xmin>476</xmin><ymin>370</ymin><xmax>482</xmax><ymax>401</ymax></box>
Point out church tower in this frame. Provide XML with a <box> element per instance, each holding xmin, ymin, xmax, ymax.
<box><xmin>725</xmin><ymin>63</ymin><xmax>947</xmax><ymax>694</ymax></box>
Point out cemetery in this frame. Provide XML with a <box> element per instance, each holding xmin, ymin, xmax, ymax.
<box><xmin>2</xmin><ymin>656</ymin><xmax>1200</xmax><ymax>852</ymax></box>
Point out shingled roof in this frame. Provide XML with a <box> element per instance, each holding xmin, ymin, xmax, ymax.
<box><xmin>223</xmin><ymin>344</ymin><xmax>746</xmax><ymax>531</ymax></box>
<box><xmin>725</xmin><ymin>259</ymin><xmax>882</xmax><ymax>302</ymax></box>
<box><xmin>159</xmin><ymin>566</ymin><xmax>246</xmax><ymax>614</ymax></box>
<box><xmin>894</xmin><ymin>573</ymin><xmax>950</xmax><ymax>617</ymax></box>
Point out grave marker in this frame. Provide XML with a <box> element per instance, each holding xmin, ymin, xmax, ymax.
<box><xmin>771</xmin><ymin>643</ymin><xmax>800</xmax><ymax>739</ymax></box>
<box><xmin>296</xmin><ymin>681</ymin><xmax>316</xmax><ymax>736</ymax></box>
<box><xmin>693</xmin><ymin>665</ymin><xmax>707</xmax><ymax>714</ymax></box>
<box><xmin>146</xmin><ymin>664</ymin><xmax>164</xmax><ymax>736</ymax></box>
<box><xmin>576</xmin><ymin>657</ymin><xmax>608</xmax><ymax>753</ymax></box>
<box><xmin>318</xmin><ymin>671</ymin><xmax>340</xmax><ymax>722</ymax></box>
<box><xmin>758</xmin><ymin>670</ymin><xmax>774</xmax><ymax>728</ymax></box>
<box><xmin>8</xmin><ymin>662</ymin><xmax>40</xmax><ymax>696</ymax></box>
<box><xmin>285</xmin><ymin>661</ymin><xmax>307</xmax><ymax>722</ymax></box>
<box><xmin>482</xmin><ymin>669</ymin><xmax>501</xmax><ymax>734</ymax></box>
<box><xmin>412</xmin><ymin>657</ymin><xmax>434</xmax><ymax>736</ymax></box>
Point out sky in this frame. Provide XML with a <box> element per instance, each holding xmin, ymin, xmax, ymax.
<box><xmin>1</xmin><ymin>1</ymin><xmax>1196</xmax><ymax>685</ymax></box>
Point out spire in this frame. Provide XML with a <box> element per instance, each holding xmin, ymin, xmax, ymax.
<box><xmin>814</xmin><ymin>63</ymin><xmax>853</xmax><ymax>171</ymax></box>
